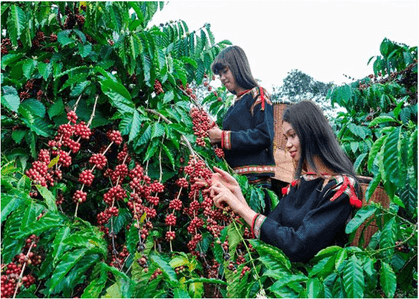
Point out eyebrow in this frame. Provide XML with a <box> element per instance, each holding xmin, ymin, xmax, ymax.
<box><xmin>284</xmin><ymin>128</ymin><xmax>294</xmax><ymax>135</ymax></box>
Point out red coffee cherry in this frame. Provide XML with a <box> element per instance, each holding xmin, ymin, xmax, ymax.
<box><xmin>79</xmin><ymin>169</ymin><xmax>94</xmax><ymax>186</ymax></box>
<box><xmin>73</xmin><ymin>190</ymin><xmax>87</xmax><ymax>203</ymax></box>
<box><xmin>89</xmin><ymin>153</ymin><xmax>107</xmax><ymax>169</ymax></box>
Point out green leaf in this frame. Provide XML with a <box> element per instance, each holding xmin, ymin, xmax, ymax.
<box><xmin>173</xmin><ymin>288</ymin><xmax>191</xmax><ymax>298</ymax></box>
<box><xmin>184</xmin><ymin>277</ymin><xmax>227</xmax><ymax>286</ymax></box>
<box><xmin>17</xmin><ymin>211</ymin><xmax>64</xmax><ymax>238</ymax></box>
<box><xmin>369</xmin><ymin>115</ymin><xmax>399</xmax><ymax>127</ymax></box>
<box><xmin>48</xmin><ymin>98</ymin><xmax>64</xmax><ymax>119</ymax></box>
<box><xmin>78</xmin><ymin>43</ymin><xmax>92</xmax><ymax>58</ymax></box>
<box><xmin>150</xmin><ymin>252</ymin><xmax>178</xmax><ymax>286</ymax></box>
<box><xmin>20</xmin><ymin>98</ymin><xmax>46</xmax><ymax>118</ymax></box>
<box><xmin>379</xmin><ymin>217</ymin><xmax>397</xmax><ymax>253</ymax></box>
<box><xmin>57</xmin><ymin>30</ymin><xmax>75</xmax><ymax>46</ymax></box>
<box><xmin>161</xmin><ymin>142</ymin><xmax>175</xmax><ymax>169</ymax></box>
<box><xmin>38</xmin><ymin>61</ymin><xmax>52</xmax><ymax>80</ymax></box>
<box><xmin>367</xmin><ymin>135</ymin><xmax>387</xmax><ymax>172</ymax></box>
<box><xmin>227</xmin><ymin>222</ymin><xmax>243</xmax><ymax>259</ymax></box>
<box><xmin>1</xmin><ymin>53</ymin><xmax>24</xmax><ymax>69</ymax></box>
<box><xmin>2</xmin><ymin>207</ymin><xmax>26</xmax><ymax>263</ymax></box>
<box><xmin>20</xmin><ymin>200</ymin><xmax>44</xmax><ymax>231</ymax></box>
<box><xmin>1</xmin><ymin>191</ymin><xmax>30</xmax><ymax>223</ymax></box>
<box><xmin>345</xmin><ymin>205</ymin><xmax>377</xmax><ymax>234</ymax></box>
<box><xmin>383</xmin><ymin>127</ymin><xmax>402</xmax><ymax>186</ymax></box>
<box><xmin>22</xmin><ymin>59</ymin><xmax>37</xmax><ymax>79</ymax></box>
<box><xmin>135</xmin><ymin>123</ymin><xmax>151</xmax><ymax>147</ymax></box>
<box><xmin>269</xmin><ymin>274</ymin><xmax>307</xmax><ymax>293</ymax></box>
<box><xmin>144</xmin><ymin>139</ymin><xmax>159</xmax><ymax>161</ymax></box>
<box><xmin>306</xmin><ymin>277</ymin><xmax>324</xmax><ymax>298</ymax></box>
<box><xmin>151</xmin><ymin>122</ymin><xmax>165</xmax><ymax>139</ymax></box>
<box><xmin>52</xmin><ymin>227</ymin><xmax>71</xmax><ymax>266</ymax></box>
<box><xmin>365</xmin><ymin>173</ymin><xmax>382</xmax><ymax>202</ymax></box>
<box><xmin>342</xmin><ymin>255</ymin><xmax>364</xmax><ymax>298</ymax></box>
<box><xmin>308</xmin><ymin>256</ymin><xmax>335</xmax><ymax>279</ymax></box>
<box><xmin>1</xmin><ymin>86</ymin><xmax>20</xmax><ymax>112</ymax></box>
<box><xmin>100</xmin><ymin>79</ymin><xmax>135</xmax><ymax>114</ymax></box>
<box><xmin>36</xmin><ymin>185</ymin><xmax>57</xmax><ymax>211</ymax></box>
<box><xmin>380</xmin><ymin>262</ymin><xmax>397</xmax><ymax>298</ymax></box>
<box><xmin>49</xmin><ymin>248</ymin><xmax>89</xmax><ymax>292</ymax></box>
<box><xmin>129</xmin><ymin>110</ymin><xmax>141</xmax><ymax>142</ymax></box>
<box><xmin>249</xmin><ymin>239</ymin><xmax>291</xmax><ymax>270</ymax></box>
<box><xmin>353</xmin><ymin>152</ymin><xmax>367</xmax><ymax>172</ymax></box>
<box><xmin>347</xmin><ymin>123</ymin><xmax>366</xmax><ymax>139</ymax></box>
<box><xmin>81</xmin><ymin>263</ymin><xmax>108</xmax><ymax>298</ymax></box>
<box><xmin>6</xmin><ymin>5</ymin><xmax>26</xmax><ymax>47</ymax></box>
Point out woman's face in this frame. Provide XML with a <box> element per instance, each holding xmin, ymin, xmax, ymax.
<box><xmin>219</xmin><ymin>66</ymin><xmax>240</xmax><ymax>94</ymax></box>
<box><xmin>283</xmin><ymin>121</ymin><xmax>301</xmax><ymax>162</ymax></box>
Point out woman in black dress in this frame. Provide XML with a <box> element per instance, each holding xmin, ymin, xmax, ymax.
<box><xmin>209</xmin><ymin>100</ymin><xmax>363</xmax><ymax>262</ymax></box>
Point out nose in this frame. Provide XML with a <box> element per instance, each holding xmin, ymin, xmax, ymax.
<box><xmin>285</xmin><ymin>138</ymin><xmax>292</xmax><ymax>149</ymax></box>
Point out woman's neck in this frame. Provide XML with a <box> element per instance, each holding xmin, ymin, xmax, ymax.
<box><xmin>306</xmin><ymin>157</ymin><xmax>334</xmax><ymax>175</ymax></box>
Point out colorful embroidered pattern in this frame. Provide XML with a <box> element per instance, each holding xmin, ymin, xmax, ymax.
<box><xmin>253</xmin><ymin>214</ymin><xmax>267</xmax><ymax>239</ymax></box>
<box><xmin>223</xmin><ymin>130</ymin><xmax>231</xmax><ymax>150</ymax></box>
<box><xmin>233</xmin><ymin>165</ymin><xmax>276</xmax><ymax>175</ymax></box>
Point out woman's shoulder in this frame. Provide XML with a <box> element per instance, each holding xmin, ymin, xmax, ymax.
<box><xmin>322</xmin><ymin>174</ymin><xmax>362</xmax><ymax>208</ymax></box>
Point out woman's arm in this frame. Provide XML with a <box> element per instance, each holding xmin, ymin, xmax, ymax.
<box><xmin>221</xmin><ymin>101</ymin><xmax>274</xmax><ymax>152</ymax></box>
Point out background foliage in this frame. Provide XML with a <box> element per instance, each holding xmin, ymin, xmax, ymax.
<box><xmin>1</xmin><ymin>2</ymin><xmax>417</xmax><ymax>298</ymax></box>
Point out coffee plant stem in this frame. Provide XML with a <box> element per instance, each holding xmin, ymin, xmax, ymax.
<box><xmin>231</xmin><ymin>219</ymin><xmax>263</xmax><ymax>292</ymax></box>
<box><xmin>74</xmin><ymin>202</ymin><xmax>79</xmax><ymax>217</ymax></box>
<box><xmin>145</xmin><ymin>108</ymin><xmax>196</xmax><ymax>156</ymax></box>
<box><xmin>86</xmin><ymin>95</ymin><xmax>99</xmax><ymax>127</ymax></box>
<box><xmin>159</xmin><ymin>143</ymin><xmax>163</xmax><ymax>182</ymax></box>
<box><xmin>72</xmin><ymin>94</ymin><xmax>83</xmax><ymax>113</ymax></box>
<box><xmin>12</xmin><ymin>241</ymin><xmax>35</xmax><ymax>299</ymax></box>
<box><xmin>373</xmin><ymin>223</ymin><xmax>418</xmax><ymax>256</ymax></box>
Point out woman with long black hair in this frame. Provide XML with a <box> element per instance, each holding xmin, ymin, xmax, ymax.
<box><xmin>208</xmin><ymin>100</ymin><xmax>363</xmax><ymax>262</ymax></box>
<box><xmin>208</xmin><ymin>45</ymin><xmax>276</xmax><ymax>213</ymax></box>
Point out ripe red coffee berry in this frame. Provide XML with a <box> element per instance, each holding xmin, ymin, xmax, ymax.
<box><xmin>73</xmin><ymin>190</ymin><xmax>87</xmax><ymax>203</ymax></box>
<box><xmin>89</xmin><ymin>153</ymin><xmax>107</xmax><ymax>169</ymax></box>
<box><xmin>107</xmin><ymin>130</ymin><xmax>123</xmax><ymax>145</ymax></box>
<box><xmin>79</xmin><ymin>169</ymin><xmax>94</xmax><ymax>186</ymax></box>
<box><xmin>165</xmin><ymin>214</ymin><xmax>177</xmax><ymax>226</ymax></box>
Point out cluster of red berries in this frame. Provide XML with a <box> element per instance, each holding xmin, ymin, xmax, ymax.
<box><xmin>73</xmin><ymin>189</ymin><xmax>87</xmax><ymax>203</ymax></box>
<box><xmin>149</xmin><ymin>268</ymin><xmax>162</xmax><ymax>280</ymax></box>
<box><xmin>1</xmin><ymin>236</ymin><xmax>40</xmax><ymax>298</ymax></box>
<box><xmin>240</xmin><ymin>266</ymin><xmax>251</xmax><ymax>277</ymax></box>
<box><xmin>181</xmin><ymin>83</ymin><xmax>197</xmax><ymax>101</ymax></box>
<box><xmin>154</xmin><ymin>79</ymin><xmax>164</xmax><ymax>95</ymax></box>
<box><xmin>79</xmin><ymin>169</ymin><xmax>94</xmax><ymax>186</ymax></box>
<box><xmin>109</xmin><ymin>246</ymin><xmax>129</xmax><ymax>269</ymax></box>
<box><xmin>395</xmin><ymin>241</ymin><xmax>410</xmax><ymax>253</ymax></box>
<box><xmin>1</xmin><ymin>38</ymin><xmax>11</xmax><ymax>55</ymax></box>
<box><xmin>190</xmin><ymin>107</ymin><xmax>213</xmax><ymax>147</ymax></box>
<box><xmin>89</xmin><ymin>153</ymin><xmax>107</xmax><ymax>170</ymax></box>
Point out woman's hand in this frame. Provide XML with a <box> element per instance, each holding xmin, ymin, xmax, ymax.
<box><xmin>211</xmin><ymin>167</ymin><xmax>244</xmax><ymax>202</ymax></box>
<box><xmin>208</xmin><ymin>127</ymin><xmax>222</xmax><ymax>144</ymax></box>
<box><xmin>210</xmin><ymin>182</ymin><xmax>242</xmax><ymax>212</ymax></box>
<box><xmin>210</xmin><ymin>182</ymin><xmax>256</xmax><ymax>225</ymax></box>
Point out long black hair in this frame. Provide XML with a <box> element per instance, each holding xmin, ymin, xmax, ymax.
<box><xmin>211</xmin><ymin>46</ymin><xmax>258</xmax><ymax>93</ymax></box>
<box><xmin>283</xmin><ymin>101</ymin><xmax>359</xmax><ymax>184</ymax></box>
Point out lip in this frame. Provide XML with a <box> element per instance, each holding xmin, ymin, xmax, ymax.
<box><xmin>289</xmin><ymin>151</ymin><xmax>297</xmax><ymax>158</ymax></box>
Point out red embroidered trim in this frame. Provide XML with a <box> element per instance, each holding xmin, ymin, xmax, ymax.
<box><xmin>237</xmin><ymin>89</ymin><xmax>252</xmax><ymax>98</ymax></box>
<box><xmin>330</xmin><ymin>175</ymin><xmax>362</xmax><ymax>208</ymax></box>
<box><xmin>224</xmin><ymin>131</ymin><xmax>231</xmax><ymax>150</ymax></box>
<box><xmin>251</xmin><ymin>213</ymin><xmax>260</xmax><ymax>239</ymax></box>
<box><xmin>233</xmin><ymin>165</ymin><xmax>276</xmax><ymax>175</ymax></box>
<box><xmin>259</xmin><ymin>87</ymin><xmax>265</xmax><ymax>111</ymax></box>
<box><xmin>253</xmin><ymin>214</ymin><xmax>266</xmax><ymax>239</ymax></box>
<box><xmin>221</xmin><ymin>130</ymin><xmax>224</xmax><ymax>149</ymax></box>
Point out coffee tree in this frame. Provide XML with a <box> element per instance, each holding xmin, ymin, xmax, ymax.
<box><xmin>1</xmin><ymin>2</ymin><xmax>417</xmax><ymax>298</ymax></box>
